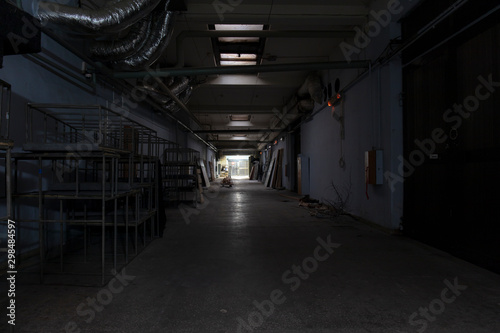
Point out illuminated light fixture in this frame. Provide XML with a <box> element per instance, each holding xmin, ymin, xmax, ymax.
<box><xmin>210</xmin><ymin>23</ymin><xmax>266</xmax><ymax>67</ymax></box>
<box><xmin>220</xmin><ymin>53</ymin><xmax>258</xmax><ymax>66</ymax></box>
<box><xmin>214</xmin><ymin>24</ymin><xmax>264</xmax><ymax>43</ymax></box>
<box><xmin>328</xmin><ymin>93</ymin><xmax>342</xmax><ymax>112</ymax></box>
<box><xmin>220</xmin><ymin>60</ymin><xmax>257</xmax><ymax>66</ymax></box>
<box><xmin>214</xmin><ymin>24</ymin><xmax>263</xmax><ymax>43</ymax></box>
<box><xmin>214</xmin><ymin>24</ymin><xmax>264</xmax><ymax>31</ymax></box>
<box><xmin>230</xmin><ymin>115</ymin><xmax>250</xmax><ymax>121</ymax></box>
<box><xmin>221</xmin><ymin>53</ymin><xmax>257</xmax><ymax>60</ymax></box>
<box><xmin>274</xmin><ymin>140</ymin><xmax>278</xmax><ymax>145</ymax></box>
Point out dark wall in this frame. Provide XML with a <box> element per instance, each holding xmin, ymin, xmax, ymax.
<box><xmin>402</xmin><ymin>0</ymin><xmax>500</xmax><ymax>273</ymax></box>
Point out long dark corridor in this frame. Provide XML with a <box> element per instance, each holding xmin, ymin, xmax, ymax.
<box><xmin>6</xmin><ymin>180</ymin><xmax>500</xmax><ymax>332</ymax></box>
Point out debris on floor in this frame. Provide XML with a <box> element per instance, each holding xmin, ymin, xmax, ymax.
<box><xmin>220</xmin><ymin>176</ymin><xmax>233</xmax><ymax>187</ymax></box>
<box><xmin>299</xmin><ymin>201</ymin><xmax>339</xmax><ymax>218</ymax></box>
<box><xmin>299</xmin><ymin>195</ymin><xmax>319</xmax><ymax>204</ymax></box>
<box><xmin>297</xmin><ymin>195</ymin><xmax>343</xmax><ymax>219</ymax></box>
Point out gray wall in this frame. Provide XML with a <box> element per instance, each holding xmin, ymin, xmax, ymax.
<box><xmin>299</xmin><ymin>0</ymin><xmax>419</xmax><ymax>230</ymax></box>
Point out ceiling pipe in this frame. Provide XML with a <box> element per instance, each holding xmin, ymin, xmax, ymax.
<box><xmin>149</xmin><ymin>73</ymin><xmax>202</xmax><ymax>128</ymax></box>
<box><xmin>174</xmin><ymin>30</ymin><xmax>356</xmax><ymax>68</ymax></box>
<box><xmin>40</xmin><ymin>28</ymin><xmax>216</xmax><ymax>152</ymax></box>
<box><xmin>90</xmin><ymin>18</ymin><xmax>152</xmax><ymax>60</ymax></box>
<box><xmin>343</xmin><ymin>0</ymin><xmax>471</xmax><ymax>94</ymax></box>
<box><xmin>115</xmin><ymin>9</ymin><xmax>176</xmax><ymax>70</ymax></box>
<box><xmin>114</xmin><ymin>60</ymin><xmax>370</xmax><ymax>78</ymax></box>
<box><xmin>36</xmin><ymin>0</ymin><xmax>164</xmax><ymax>34</ymax></box>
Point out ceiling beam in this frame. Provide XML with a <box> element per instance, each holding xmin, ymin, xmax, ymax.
<box><xmin>114</xmin><ymin>60</ymin><xmax>370</xmax><ymax>78</ymax></box>
<box><xmin>209</xmin><ymin>140</ymin><xmax>269</xmax><ymax>144</ymax></box>
<box><xmin>191</xmin><ymin>105</ymin><xmax>278</xmax><ymax>114</ymax></box>
<box><xmin>194</xmin><ymin>129</ymin><xmax>282</xmax><ymax>134</ymax></box>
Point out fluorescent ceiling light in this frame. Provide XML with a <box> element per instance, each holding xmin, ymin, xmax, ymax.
<box><xmin>211</xmin><ymin>24</ymin><xmax>265</xmax><ymax>67</ymax></box>
<box><xmin>220</xmin><ymin>53</ymin><xmax>257</xmax><ymax>60</ymax></box>
<box><xmin>221</xmin><ymin>61</ymin><xmax>257</xmax><ymax>66</ymax></box>
<box><xmin>218</xmin><ymin>37</ymin><xmax>260</xmax><ymax>43</ymax></box>
<box><xmin>230</xmin><ymin>115</ymin><xmax>251</xmax><ymax>121</ymax></box>
<box><xmin>214</xmin><ymin>24</ymin><xmax>264</xmax><ymax>31</ymax></box>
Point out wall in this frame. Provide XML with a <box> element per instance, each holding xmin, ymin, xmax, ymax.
<box><xmin>401</xmin><ymin>0</ymin><xmax>500</xmax><ymax>273</ymax></box>
<box><xmin>299</xmin><ymin>0</ymin><xmax>420</xmax><ymax>230</ymax></box>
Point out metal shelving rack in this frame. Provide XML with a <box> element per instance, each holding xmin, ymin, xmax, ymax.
<box><xmin>12</xmin><ymin>104</ymin><xmax>160</xmax><ymax>285</ymax></box>
<box><xmin>162</xmin><ymin>147</ymin><xmax>200</xmax><ymax>207</ymax></box>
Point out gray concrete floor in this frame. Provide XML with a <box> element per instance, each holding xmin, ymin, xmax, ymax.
<box><xmin>3</xmin><ymin>179</ymin><xmax>500</xmax><ymax>332</ymax></box>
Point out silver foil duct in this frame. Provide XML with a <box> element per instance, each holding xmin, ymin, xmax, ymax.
<box><xmin>164</xmin><ymin>85</ymin><xmax>193</xmax><ymax>113</ymax></box>
<box><xmin>114</xmin><ymin>2</ymin><xmax>176</xmax><ymax>71</ymax></box>
<box><xmin>90</xmin><ymin>18</ymin><xmax>152</xmax><ymax>60</ymax></box>
<box><xmin>298</xmin><ymin>73</ymin><xmax>324</xmax><ymax>104</ymax></box>
<box><xmin>140</xmin><ymin>76</ymin><xmax>191</xmax><ymax>106</ymax></box>
<box><xmin>169</xmin><ymin>76</ymin><xmax>189</xmax><ymax>96</ymax></box>
<box><xmin>37</xmin><ymin>0</ymin><xmax>164</xmax><ymax>34</ymax></box>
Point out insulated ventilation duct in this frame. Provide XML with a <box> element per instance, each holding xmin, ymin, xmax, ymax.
<box><xmin>164</xmin><ymin>85</ymin><xmax>193</xmax><ymax>113</ymax></box>
<box><xmin>105</xmin><ymin>0</ymin><xmax>176</xmax><ymax>70</ymax></box>
<box><xmin>297</xmin><ymin>73</ymin><xmax>324</xmax><ymax>104</ymax></box>
<box><xmin>36</xmin><ymin>0</ymin><xmax>164</xmax><ymax>34</ymax></box>
<box><xmin>139</xmin><ymin>76</ymin><xmax>194</xmax><ymax>113</ymax></box>
<box><xmin>90</xmin><ymin>18</ymin><xmax>152</xmax><ymax>61</ymax></box>
<box><xmin>36</xmin><ymin>0</ymin><xmax>176</xmax><ymax>70</ymax></box>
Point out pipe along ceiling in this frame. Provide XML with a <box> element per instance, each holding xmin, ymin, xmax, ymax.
<box><xmin>34</xmin><ymin>0</ymin><xmax>367</xmax><ymax>152</ymax></box>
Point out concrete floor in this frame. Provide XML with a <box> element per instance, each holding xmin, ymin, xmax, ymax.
<box><xmin>3</xmin><ymin>179</ymin><xmax>500</xmax><ymax>332</ymax></box>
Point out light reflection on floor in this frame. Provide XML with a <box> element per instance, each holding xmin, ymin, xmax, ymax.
<box><xmin>230</xmin><ymin>175</ymin><xmax>249</xmax><ymax>180</ymax></box>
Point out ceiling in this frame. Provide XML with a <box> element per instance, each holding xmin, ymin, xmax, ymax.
<box><xmin>159</xmin><ymin>0</ymin><xmax>373</xmax><ymax>153</ymax></box>
<box><xmin>48</xmin><ymin>0</ymin><xmax>374</xmax><ymax>153</ymax></box>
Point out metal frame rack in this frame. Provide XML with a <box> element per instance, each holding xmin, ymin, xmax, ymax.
<box><xmin>0</xmin><ymin>80</ymin><xmax>13</xmax><ymax>260</ymax></box>
<box><xmin>13</xmin><ymin>104</ymin><xmax>160</xmax><ymax>285</ymax></box>
<box><xmin>162</xmin><ymin>147</ymin><xmax>201</xmax><ymax>207</ymax></box>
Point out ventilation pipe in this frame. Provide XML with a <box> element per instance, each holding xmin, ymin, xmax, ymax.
<box><xmin>36</xmin><ymin>0</ymin><xmax>164</xmax><ymax>34</ymax></box>
<box><xmin>297</xmin><ymin>99</ymin><xmax>315</xmax><ymax>113</ymax></box>
<box><xmin>140</xmin><ymin>76</ymin><xmax>191</xmax><ymax>106</ymax></box>
<box><xmin>168</xmin><ymin>76</ymin><xmax>189</xmax><ymax>95</ymax></box>
<box><xmin>90</xmin><ymin>18</ymin><xmax>152</xmax><ymax>60</ymax></box>
<box><xmin>297</xmin><ymin>73</ymin><xmax>323</xmax><ymax>104</ymax></box>
<box><xmin>113</xmin><ymin>3</ymin><xmax>176</xmax><ymax>71</ymax></box>
<box><xmin>164</xmin><ymin>85</ymin><xmax>193</xmax><ymax>113</ymax></box>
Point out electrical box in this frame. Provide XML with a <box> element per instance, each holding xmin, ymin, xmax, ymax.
<box><xmin>365</xmin><ymin>150</ymin><xmax>383</xmax><ymax>185</ymax></box>
<box><xmin>297</xmin><ymin>154</ymin><xmax>310</xmax><ymax>195</ymax></box>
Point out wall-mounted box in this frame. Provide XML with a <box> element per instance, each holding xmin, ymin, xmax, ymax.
<box><xmin>365</xmin><ymin>150</ymin><xmax>383</xmax><ymax>185</ymax></box>
<box><xmin>297</xmin><ymin>154</ymin><xmax>310</xmax><ymax>195</ymax></box>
